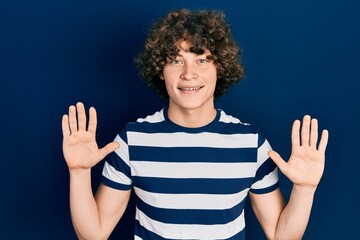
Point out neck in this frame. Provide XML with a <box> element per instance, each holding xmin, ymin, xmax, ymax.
<box><xmin>167</xmin><ymin>104</ymin><xmax>217</xmax><ymax>128</ymax></box>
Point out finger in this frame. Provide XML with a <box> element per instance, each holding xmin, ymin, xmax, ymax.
<box><xmin>62</xmin><ymin>115</ymin><xmax>70</xmax><ymax>138</ymax></box>
<box><xmin>318</xmin><ymin>129</ymin><xmax>329</xmax><ymax>153</ymax></box>
<box><xmin>301</xmin><ymin>115</ymin><xmax>311</xmax><ymax>146</ymax></box>
<box><xmin>291</xmin><ymin>120</ymin><xmax>301</xmax><ymax>147</ymax></box>
<box><xmin>68</xmin><ymin>105</ymin><xmax>77</xmax><ymax>133</ymax></box>
<box><xmin>309</xmin><ymin>118</ymin><xmax>318</xmax><ymax>148</ymax></box>
<box><xmin>88</xmin><ymin>107</ymin><xmax>97</xmax><ymax>134</ymax></box>
<box><xmin>97</xmin><ymin>142</ymin><xmax>120</xmax><ymax>161</ymax></box>
<box><xmin>76</xmin><ymin>102</ymin><xmax>86</xmax><ymax>131</ymax></box>
<box><xmin>268</xmin><ymin>150</ymin><xmax>288</xmax><ymax>174</ymax></box>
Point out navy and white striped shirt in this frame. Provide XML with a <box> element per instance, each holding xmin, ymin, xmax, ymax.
<box><xmin>102</xmin><ymin>108</ymin><xmax>279</xmax><ymax>239</ymax></box>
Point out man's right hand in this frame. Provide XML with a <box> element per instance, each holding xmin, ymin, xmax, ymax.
<box><xmin>62</xmin><ymin>102</ymin><xmax>119</xmax><ymax>171</ymax></box>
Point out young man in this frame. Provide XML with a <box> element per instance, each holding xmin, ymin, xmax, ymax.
<box><xmin>62</xmin><ymin>9</ymin><xmax>329</xmax><ymax>239</ymax></box>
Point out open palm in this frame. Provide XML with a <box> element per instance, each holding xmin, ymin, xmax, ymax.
<box><xmin>269</xmin><ymin>115</ymin><xmax>329</xmax><ymax>188</ymax></box>
<box><xmin>62</xmin><ymin>102</ymin><xmax>119</xmax><ymax>170</ymax></box>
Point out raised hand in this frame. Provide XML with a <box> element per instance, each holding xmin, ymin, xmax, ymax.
<box><xmin>62</xmin><ymin>102</ymin><xmax>119</xmax><ymax>170</ymax></box>
<box><xmin>268</xmin><ymin>115</ymin><xmax>329</xmax><ymax>188</ymax></box>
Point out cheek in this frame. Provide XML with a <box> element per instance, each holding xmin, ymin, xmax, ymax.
<box><xmin>207</xmin><ymin>69</ymin><xmax>218</xmax><ymax>85</ymax></box>
<box><xmin>162</xmin><ymin>67</ymin><xmax>179</xmax><ymax>81</ymax></box>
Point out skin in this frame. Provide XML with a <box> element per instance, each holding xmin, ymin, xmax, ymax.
<box><xmin>160</xmin><ymin>41</ymin><xmax>218</xmax><ymax>127</ymax></box>
<box><xmin>62</xmin><ymin>41</ymin><xmax>329</xmax><ymax>239</ymax></box>
<box><xmin>62</xmin><ymin>104</ymin><xmax>130</xmax><ymax>240</ymax></box>
<box><xmin>251</xmin><ymin>115</ymin><xmax>329</xmax><ymax>239</ymax></box>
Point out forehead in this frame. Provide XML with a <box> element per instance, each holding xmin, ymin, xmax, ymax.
<box><xmin>177</xmin><ymin>40</ymin><xmax>192</xmax><ymax>52</ymax></box>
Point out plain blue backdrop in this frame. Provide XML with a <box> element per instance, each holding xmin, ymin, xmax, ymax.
<box><xmin>1</xmin><ymin>0</ymin><xmax>359</xmax><ymax>239</ymax></box>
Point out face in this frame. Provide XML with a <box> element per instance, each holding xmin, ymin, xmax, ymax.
<box><xmin>161</xmin><ymin>41</ymin><xmax>218</xmax><ymax>114</ymax></box>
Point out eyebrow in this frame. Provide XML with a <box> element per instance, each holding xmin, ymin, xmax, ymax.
<box><xmin>175</xmin><ymin>51</ymin><xmax>211</xmax><ymax>57</ymax></box>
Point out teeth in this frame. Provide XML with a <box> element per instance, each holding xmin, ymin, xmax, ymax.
<box><xmin>181</xmin><ymin>87</ymin><xmax>200</xmax><ymax>91</ymax></box>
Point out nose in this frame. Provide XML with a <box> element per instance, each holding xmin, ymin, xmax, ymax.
<box><xmin>180</xmin><ymin>63</ymin><xmax>198</xmax><ymax>80</ymax></box>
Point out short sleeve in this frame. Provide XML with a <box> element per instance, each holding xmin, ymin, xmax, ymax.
<box><xmin>102</xmin><ymin>129</ymin><xmax>132</xmax><ymax>190</ymax></box>
<box><xmin>250</xmin><ymin>134</ymin><xmax>279</xmax><ymax>194</ymax></box>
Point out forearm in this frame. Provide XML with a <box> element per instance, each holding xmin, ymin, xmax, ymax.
<box><xmin>69</xmin><ymin>169</ymin><xmax>105</xmax><ymax>240</ymax></box>
<box><xmin>274</xmin><ymin>185</ymin><xmax>316</xmax><ymax>240</ymax></box>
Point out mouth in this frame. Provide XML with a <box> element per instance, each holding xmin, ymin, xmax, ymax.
<box><xmin>178</xmin><ymin>86</ymin><xmax>204</xmax><ymax>91</ymax></box>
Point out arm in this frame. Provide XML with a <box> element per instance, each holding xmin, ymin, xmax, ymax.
<box><xmin>62</xmin><ymin>102</ymin><xmax>131</xmax><ymax>240</ymax></box>
<box><xmin>250</xmin><ymin>115</ymin><xmax>329</xmax><ymax>240</ymax></box>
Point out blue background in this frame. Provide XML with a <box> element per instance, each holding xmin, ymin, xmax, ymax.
<box><xmin>1</xmin><ymin>0</ymin><xmax>359</xmax><ymax>239</ymax></box>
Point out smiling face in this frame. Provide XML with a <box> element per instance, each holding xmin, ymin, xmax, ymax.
<box><xmin>161</xmin><ymin>41</ymin><xmax>218</xmax><ymax>116</ymax></box>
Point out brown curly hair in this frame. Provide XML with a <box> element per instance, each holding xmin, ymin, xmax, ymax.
<box><xmin>134</xmin><ymin>9</ymin><xmax>244</xmax><ymax>99</ymax></box>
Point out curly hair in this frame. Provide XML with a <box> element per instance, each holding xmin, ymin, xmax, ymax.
<box><xmin>134</xmin><ymin>9</ymin><xmax>244</xmax><ymax>99</ymax></box>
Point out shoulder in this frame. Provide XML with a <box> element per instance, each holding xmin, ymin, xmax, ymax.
<box><xmin>115</xmin><ymin>109</ymin><xmax>166</xmax><ymax>143</ymax></box>
<box><xmin>217</xmin><ymin>110</ymin><xmax>270</xmax><ymax>147</ymax></box>
<box><xmin>135</xmin><ymin>109</ymin><xmax>166</xmax><ymax>124</ymax></box>
<box><xmin>218</xmin><ymin>110</ymin><xmax>248</xmax><ymax>124</ymax></box>
<box><xmin>122</xmin><ymin>108</ymin><xmax>166</xmax><ymax>133</ymax></box>
<box><xmin>217</xmin><ymin>109</ymin><xmax>256</xmax><ymax>133</ymax></box>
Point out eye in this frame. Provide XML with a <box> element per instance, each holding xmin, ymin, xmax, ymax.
<box><xmin>197</xmin><ymin>59</ymin><xmax>209</xmax><ymax>64</ymax></box>
<box><xmin>169</xmin><ymin>59</ymin><xmax>182</xmax><ymax>65</ymax></box>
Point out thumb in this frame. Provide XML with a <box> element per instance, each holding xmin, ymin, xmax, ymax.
<box><xmin>268</xmin><ymin>150</ymin><xmax>287</xmax><ymax>173</ymax></box>
<box><xmin>98</xmin><ymin>142</ymin><xmax>120</xmax><ymax>161</ymax></box>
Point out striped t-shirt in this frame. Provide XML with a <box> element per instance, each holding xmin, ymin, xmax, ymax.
<box><xmin>102</xmin><ymin>108</ymin><xmax>279</xmax><ymax>239</ymax></box>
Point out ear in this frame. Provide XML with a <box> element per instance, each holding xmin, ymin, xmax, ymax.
<box><xmin>159</xmin><ymin>73</ymin><xmax>164</xmax><ymax>80</ymax></box>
